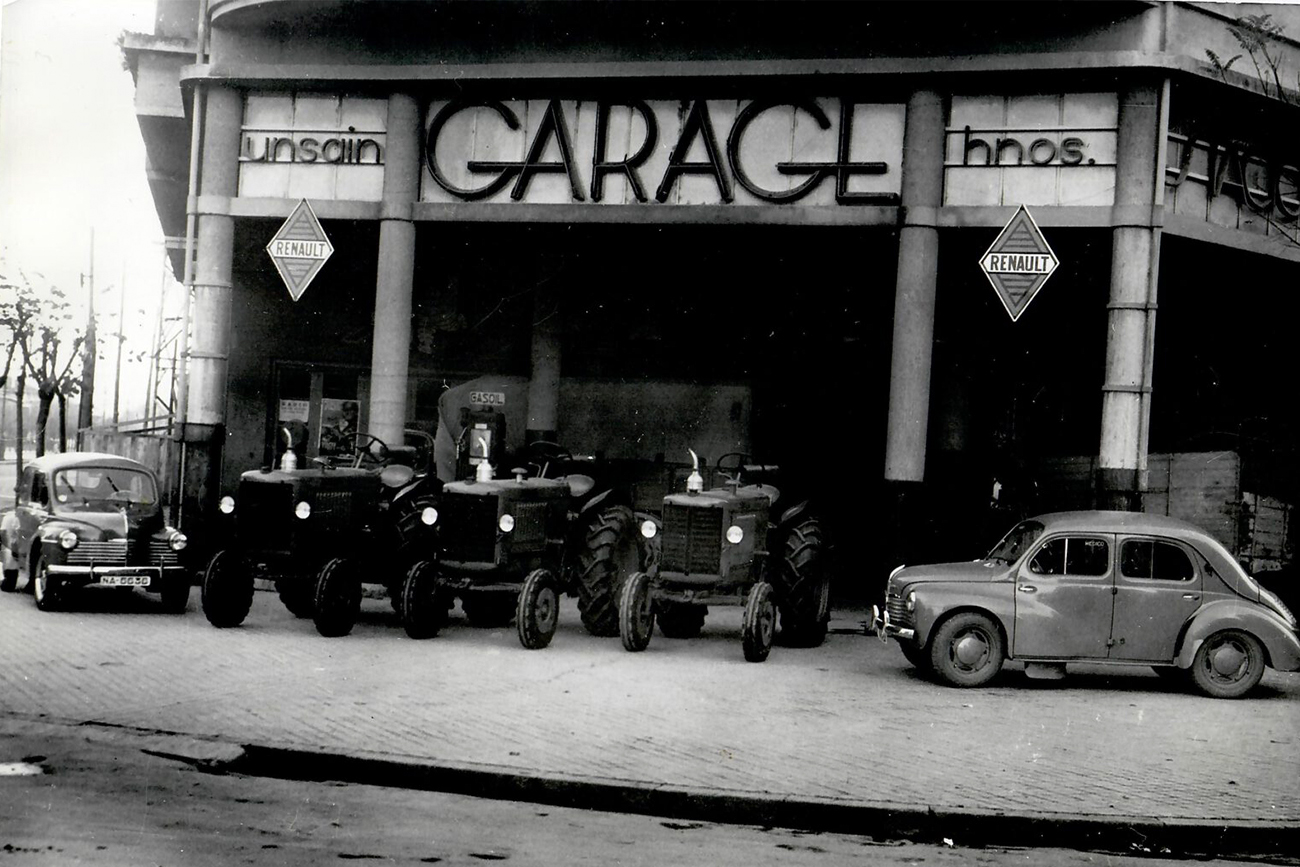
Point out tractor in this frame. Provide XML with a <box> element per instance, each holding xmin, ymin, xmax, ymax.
<box><xmin>618</xmin><ymin>450</ymin><xmax>829</xmax><ymax>662</ymax></box>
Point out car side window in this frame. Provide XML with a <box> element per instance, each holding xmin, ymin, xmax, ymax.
<box><xmin>16</xmin><ymin>468</ymin><xmax>33</xmax><ymax>506</ymax></box>
<box><xmin>1121</xmin><ymin>540</ymin><xmax>1194</xmax><ymax>581</ymax></box>
<box><xmin>31</xmin><ymin>472</ymin><xmax>49</xmax><ymax>508</ymax></box>
<box><xmin>1029</xmin><ymin>537</ymin><xmax>1110</xmax><ymax>576</ymax></box>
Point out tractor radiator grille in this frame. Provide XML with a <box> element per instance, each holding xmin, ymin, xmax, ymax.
<box><xmin>661</xmin><ymin>504</ymin><xmax>722</xmax><ymax>575</ymax></box>
<box><xmin>886</xmin><ymin>593</ymin><xmax>914</xmax><ymax>630</ymax></box>
<box><xmin>441</xmin><ymin>494</ymin><xmax>499</xmax><ymax>563</ymax></box>
<box><xmin>510</xmin><ymin>502</ymin><xmax>549</xmax><ymax>551</ymax></box>
<box><xmin>66</xmin><ymin>540</ymin><xmax>127</xmax><ymax>566</ymax></box>
<box><xmin>312</xmin><ymin>491</ymin><xmax>355</xmax><ymax>534</ymax></box>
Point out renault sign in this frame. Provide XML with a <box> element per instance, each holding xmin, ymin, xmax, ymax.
<box><xmin>266</xmin><ymin>199</ymin><xmax>334</xmax><ymax>302</ymax></box>
<box><xmin>979</xmin><ymin>205</ymin><xmax>1059</xmax><ymax>322</ymax></box>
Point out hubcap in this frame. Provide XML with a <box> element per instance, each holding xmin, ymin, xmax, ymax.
<box><xmin>536</xmin><ymin>587</ymin><xmax>558</xmax><ymax>630</ymax></box>
<box><xmin>1209</xmin><ymin>641</ymin><xmax>1247</xmax><ymax>680</ymax></box>
<box><xmin>953</xmin><ymin>631</ymin><xmax>989</xmax><ymax>669</ymax></box>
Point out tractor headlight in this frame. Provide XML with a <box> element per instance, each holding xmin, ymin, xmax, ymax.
<box><xmin>169</xmin><ymin>531</ymin><xmax>188</xmax><ymax>552</ymax></box>
<box><xmin>421</xmin><ymin>507</ymin><xmax>438</xmax><ymax>526</ymax></box>
<box><xmin>905</xmin><ymin>591</ymin><xmax>917</xmax><ymax>612</ymax></box>
<box><xmin>58</xmin><ymin>530</ymin><xmax>79</xmax><ymax>551</ymax></box>
<box><xmin>295</xmin><ymin>501</ymin><xmax>312</xmax><ymax>520</ymax></box>
<box><xmin>219</xmin><ymin>495</ymin><xmax>235</xmax><ymax>515</ymax></box>
<box><xmin>640</xmin><ymin>520</ymin><xmax>657</xmax><ymax>539</ymax></box>
<box><xmin>499</xmin><ymin>513</ymin><xmax>515</xmax><ymax>533</ymax></box>
<box><xmin>726</xmin><ymin>525</ymin><xmax>744</xmax><ymax>544</ymax></box>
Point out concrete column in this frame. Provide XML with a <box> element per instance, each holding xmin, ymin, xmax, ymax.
<box><xmin>188</xmin><ymin>84</ymin><xmax>241</xmax><ymax>428</ymax></box>
<box><xmin>884</xmin><ymin>90</ymin><xmax>946</xmax><ymax>483</ymax></box>
<box><xmin>1098</xmin><ymin>80</ymin><xmax>1165</xmax><ymax>511</ymax></box>
<box><xmin>367</xmin><ymin>94</ymin><xmax>420</xmax><ymax>445</ymax></box>
<box><xmin>527</xmin><ymin>289</ymin><xmax>560</xmax><ymax>444</ymax></box>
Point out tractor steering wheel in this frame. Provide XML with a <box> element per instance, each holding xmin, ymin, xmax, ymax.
<box><xmin>351</xmin><ymin>433</ymin><xmax>390</xmax><ymax>469</ymax></box>
<box><xmin>525</xmin><ymin>440</ymin><xmax>572</xmax><ymax>478</ymax></box>
<box><xmin>715</xmin><ymin>452</ymin><xmax>751</xmax><ymax>479</ymax></box>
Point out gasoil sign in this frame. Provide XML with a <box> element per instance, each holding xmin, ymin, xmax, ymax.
<box><xmin>979</xmin><ymin>205</ymin><xmax>1059</xmax><ymax>322</ymax></box>
<box><xmin>266</xmin><ymin>199</ymin><xmax>334</xmax><ymax>302</ymax></box>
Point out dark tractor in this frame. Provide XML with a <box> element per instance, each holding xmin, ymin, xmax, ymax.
<box><xmin>618</xmin><ymin>450</ymin><xmax>829</xmax><ymax>662</ymax></box>
<box><xmin>399</xmin><ymin>441</ymin><xmax>648</xmax><ymax>649</ymax></box>
<box><xmin>200</xmin><ymin>431</ymin><xmax>440</xmax><ymax>637</ymax></box>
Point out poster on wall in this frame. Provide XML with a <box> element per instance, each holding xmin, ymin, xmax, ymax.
<box><xmin>276</xmin><ymin>399</ymin><xmax>311</xmax><ymax>461</ymax></box>
<box><xmin>319</xmin><ymin>398</ymin><xmax>362</xmax><ymax>457</ymax></box>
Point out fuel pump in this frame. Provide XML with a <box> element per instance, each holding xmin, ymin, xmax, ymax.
<box><xmin>455</xmin><ymin>406</ymin><xmax>507</xmax><ymax>481</ymax></box>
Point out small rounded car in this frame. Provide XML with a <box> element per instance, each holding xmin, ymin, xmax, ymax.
<box><xmin>871</xmin><ymin>510</ymin><xmax>1300</xmax><ymax>698</ymax></box>
<box><xmin>0</xmin><ymin>452</ymin><xmax>191</xmax><ymax>612</ymax></box>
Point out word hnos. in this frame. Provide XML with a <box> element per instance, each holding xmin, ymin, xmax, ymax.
<box><xmin>958</xmin><ymin>126</ymin><xmax>1091</xmax><ymax>167</ymax></box>
<box><xmin>241</xmin><ymin>133</ymin><xmax>384</xmax><ymax>165</ymax></box>
<box><xmin>1168</xmin><ymin>134</ymin><xmax>1300</xmax><ymax>222</ymax></box>
<box><xmin>425</xmin><ymin>98</ymin><xmax>899</xmax><ymax>205</ymax></box>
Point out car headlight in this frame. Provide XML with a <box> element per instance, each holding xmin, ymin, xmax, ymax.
<box><xmin>169</xmin><ymin>531</ymin><xmax>188</xmax><ymax>552</ymax></box>
<box><xmin>640</xmin><ymin>520</ymin><xmax>657</xmax><ymax>539</ymax></box>
<box><xmin>58</xmin><ymin>530</ymin><xmax>79</xmax><ymax>551</ymax></box>
<box><xmin>295</xmin><ymin>501</ymin><xmax>312</xmax><ymax>520</ymax></box>
<box><xmin>726</xmin><ymin>525</ymin><xmax>744</xmax><ymax>544</ymax></box>
<box><xmin>499</xmin><ymin>513</ymin><xmax>515</xmax><ymax>533</ymax></box>
<box><xmin>905</xmin><ymin>591</ymin><xmax>917</xmax><ymax>612</ymax></box>
<box><xmin>219</xmin><ymin>495</ymin><xmax>235</xmax><ymax>515</ymax></box>
<box><xmin>421</xmin><ymin>507</ymin><xmax>438</xmax><ymax>526</ymax></box>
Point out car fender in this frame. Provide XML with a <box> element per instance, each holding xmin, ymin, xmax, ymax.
<box><xmin>910</xmin><ymin>584</ymin><xmax>1015</xmax><ymax>650</ymax></box>
<box><xmin>1175</xmin><ymin>599</ymin><xmax>1300</xmax><ymax>672</ymax></box>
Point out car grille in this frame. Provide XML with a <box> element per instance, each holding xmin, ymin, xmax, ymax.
<box><xmin>238</xmin><ymin>481</ymin><xmax>294</xmax><ymax>551</ymax></box>
<box><xmin>661</xmin><ymin>503</ymin><xmax>722</xmax><ymax>575</ymax></box>
<box><xmin>886</xmin><ymin>593</ymin><xmax>914</xmax><ymax>630</ymax></box>
<box><xmin>66</xmin><ymin>540</ymin><xmax>127</xmax><ymax>566</ymax></box>
<box><xmin>148</xmin><ymin>539</ymin><xmax>181</xmax><ymax>566</ymax></box>
<box><xmin>441</xmin><ymin>494</ymin><xmax>499</xmax><ymax>564</ymax></box>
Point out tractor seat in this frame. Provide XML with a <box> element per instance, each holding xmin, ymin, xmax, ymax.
<box><xmin>385</xmin><ymin>445</ymin><xmax>419</xmax><ymax>467</ymax></box>
<box><xmin>563</xmin><ymin>473</ymin><xmax>596</xmax><ymax>499</ymax></box>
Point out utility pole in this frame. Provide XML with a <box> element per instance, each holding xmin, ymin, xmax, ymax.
<box><xmin>113</xmin><ymin>260</ymin><xmax>126</xmax><ymax>426</ymax></box>
<box><xmin>78</xmin><ymin>229</ymin><xmax>97</xmax><ymax>431</ymax></box>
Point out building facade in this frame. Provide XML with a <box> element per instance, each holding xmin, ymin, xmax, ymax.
<box><xmin>122</xmin><ymin>1</ymin><xmax>1300</xmax><ymax>585</ymax></box>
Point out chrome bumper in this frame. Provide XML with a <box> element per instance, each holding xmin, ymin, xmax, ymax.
<box><xmin>869</xmin><ymin>604</ymin><xmax>915</xmax><ymax>642</ymax></box>
<box><xmin>47</xmin><ymin>565</ymin><xmax>186</xmax><ymax>588</ymax></box>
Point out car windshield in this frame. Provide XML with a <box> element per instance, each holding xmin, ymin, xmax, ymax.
<box><xmin>51</xmin><ymin>467</ymin><xmax>157</xmax><ymax>512</ymax></box>
<box><xmin>986</xmin><ymin>520</ymin><xmax>1045</xmax><ymax>564</ymax></box>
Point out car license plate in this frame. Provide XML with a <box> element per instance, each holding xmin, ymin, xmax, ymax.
<box><xmin>99</xmin><ymin>575</ymin><xmax>151</xmax><ymax>587</ymax></box>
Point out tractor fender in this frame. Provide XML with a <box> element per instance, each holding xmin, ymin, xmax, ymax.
<box><xmin>577</xmin><ymin>487</ymin><xmax>620</xmax><ymax>517</ymax></box>
<box><xmin>1175</xmin><ymin>598</ymin><xmax>1300</xmax><ymax>672</ymax></box>
<box><xmin>776</xmin><ymin>499</ymin><xmax>812</xmax><ymax>529</ymax></box>
<box><xmin>392</xmin><ymin>475</ymin><xmax>441</xmax><ymax>506</ymax></box>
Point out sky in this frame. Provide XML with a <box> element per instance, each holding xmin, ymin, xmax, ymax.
<box><xmin>0</xmin><ymin>0</ymin><xmax>179</xmax><ymax>426</ymax></box>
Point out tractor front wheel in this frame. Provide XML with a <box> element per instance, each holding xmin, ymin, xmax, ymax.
<box><xmin>201</xmin><ymin>550</ymin><xmax>253</xmax><ymax>628</ymax></box>
<box><xmin>517</xmin><ymin>568</ymin><xmax>560</xmax><ymax>650</ymax></box>
<box><xmin>742</xmin><ymin>581</ymin><xmax>776</xmax><ymax>663</ymax></box>
<box><xmin>619</xmin><ymin>571</ymin><xmax>655</xmax><ymax>652</ymax></box>
<box><xmin>313</xmin><ymin>557</ymin><xmax>361</xmax><ymax>638</ymax></box>
<box><xmin>400</xmin><ymin>560</ymin><xmax>449</xmax><ymax>640</ymax></box>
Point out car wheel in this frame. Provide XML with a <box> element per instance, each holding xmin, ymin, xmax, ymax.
<box><xmin>774</xmin><ymin>518</ymin><xmax>830</xmax><ymax>648</ymax></box>
<box><xmin>618</xmin><ymin>571</ymin><xmax>654</xmax><ymax>652</ymax></box>
<box><xmin>517</xmin><ymin>567</ymin><xmax>560</xmax><ymax>650</ymax></box>
<box><xmin>929</xmin><ymin>612</ymin><xmax>1004</xmax><ymax>688</ymax></box>
<box><xmin>1</xmin><ymin>567</ymin><xmax>17</xmax><ymax>593</ymax></box>
<box><xmin>160</xmin><ymin>573</ymin><xmax>191</xmax><ymax>614</ymax></box>
<box><xmin>275</xmin><ymin>578</ymin><xmax>315</xmax><ymax>618</ymax></box>
<box><xmin>657</xmin><ymin>601</ymin><xmax>706</xmax><ymax>639</ymax></box>
<box><xmin>400</xmin><ymin>560</ymin><xmax>449</xmax><ymax>640</ymax></box>
<box><xmin>742</xmin><ymin>581</ymin><xmax>777</xmax><ymax>663</ymax></box>
<box><xmin>31</xmin><ymin>554</ymin><xmax>61</xmax><ymax>612</ymax></box>
<box><xmin>899</xmin><ymin>638</ymin><xmax>932</xmax><ymax>673</ymax></box>
<box><xmin>201</xmin><ymin>549</ymin><xmax>254</xmax><ymax>628</ymax></box>
<box><xmin>462</xmin><ymin>590</ymin><xmax>516</xmax><ymax>628</ymax></box>
<box><xmin>1190</xmin><ymin>630</ymin><xmax>1266</xmax><ymax>699</ymax></box>
<box><xmin>313</xmin><ymin>557</ymin><xmax>361</xmax><ymax>638</ymax></box>
<box><xmin>575</xmin><ymin>504</ymin><xmax>643</xmax><ymax>637</ymax></box>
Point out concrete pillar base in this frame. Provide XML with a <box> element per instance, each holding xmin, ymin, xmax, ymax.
<box><xmin>1096</xmin><ymin>467</ymin><xmax>1142</xmax><ymax>512</ymax></box>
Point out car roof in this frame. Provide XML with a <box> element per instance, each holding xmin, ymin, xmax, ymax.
<box><xmin>25</xmin><ymin>451</ymin><xmax>153</xmax><ymax>475</ymax></box>
<box><xmin>1032</xmin><ymin>510</ymin><xmax>1220</xmax><ymax>546</ymax></box>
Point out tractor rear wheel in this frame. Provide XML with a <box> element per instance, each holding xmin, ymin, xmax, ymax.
<box><xmin>774</xmin><ymin>517</ymin><xmax>830</xmax><ymax>648</ymax></box>
<box><xmin>201</xmin><ymin>550</ymin><xmax>253</xmax><ymax>628</ymax></box>
<box><xmin>576</xmin><ymin>504</ymin><xmax>642</xmax><ymax>637</ymax></box>
<box><xmin>742</xmin><ymin>581</ymin><xmax>777</xmax><ymax>663</ymax></box>
<box><xmin>517</xmin><ymin>568</ymin><xmax>560</xmax><ymax>650</ymax></box>
<box><xmin>462</xmin><ymin>590</ymin><xmax>516</xmax><ymax>627</ymax></box>
<box><xmin>275</xmin><ymin>578</ymin><xmax>314</xmax><ymax>618</ymax></box>
<box><xmin>313</xmin><ymin>557</ymin><xmax>361</xmax><ymax>638</ymax></box>
<box><xmin>400</xmin><ymin>560</ymin><xmax>449</xmax><ymax>640</ymax></box>
<box><xmin>656</xmin><ymin>601</ymin><xmax>706</xmax><ymax>638</ymax></box>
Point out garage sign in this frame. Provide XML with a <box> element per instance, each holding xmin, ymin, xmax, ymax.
<box><xmin>979</xmin><ymin>205</ymin><xmax>1058</xmax><ymax>322</ymax></box>
<box><xmin>266</xmin><ymin>199</ymin><xmax>334</xmax><ymax>302</ymax></box>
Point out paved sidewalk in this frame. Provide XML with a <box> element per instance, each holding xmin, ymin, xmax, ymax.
<box><xmin>0</xmin><ymin>587</ymin><xmax>1297</xmax><ymax>856</ymax></box>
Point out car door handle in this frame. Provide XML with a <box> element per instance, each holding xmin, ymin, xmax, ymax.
<box><xmin>1182</xmin><ymin>593</ymin><xmax>1200</xmax><ymax>601</ymax></box>
<box><xmin>1018</xmin><ymin>585</ymin><xmax>1037</xmax><ymax>593</ymax></box>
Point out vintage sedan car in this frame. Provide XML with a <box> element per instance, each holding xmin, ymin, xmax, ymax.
<box><xmin>0</xmin><ymin>452</ymin><xmax>191</xmax><ymax>612</ymax></box>
<box><xmin>871</xmin><ymin>511</ymin><xmax>1300</xmax><ymax>698</ymax></box>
